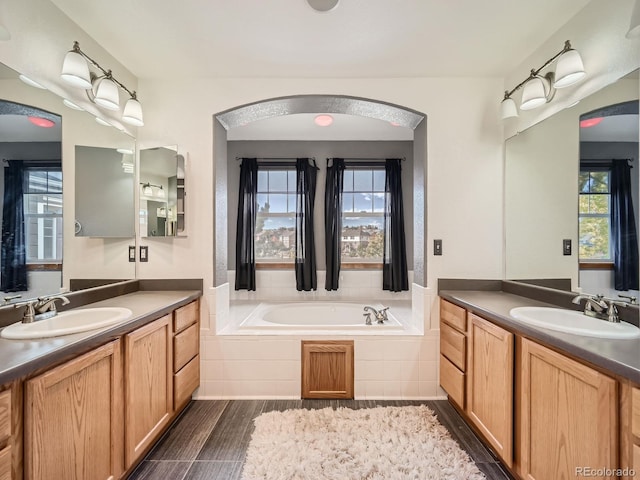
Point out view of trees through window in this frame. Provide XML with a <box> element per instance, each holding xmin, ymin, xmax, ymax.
<box><xmin>23</xmin><ymin>169</ymin><xmax>63</xmax><ymax>263</ymax></box>
<box><xmin>579</xmin><ymin>170</ymin><xmax>610</xmax><ymax>261</ymax></box>
<box><xmin>255</xmin><ymin>169</ymin><xmax>296</xmax><ymax>261</ymax></box>
<box><xmin>341</xmin><ymin>168</ymin><xmax>385</xmax><ymax>262</ymax></box>
<box><xmin>253</xmin><ymin>167</ymin><xmax>387</xmax><ymax>263</ymax></box>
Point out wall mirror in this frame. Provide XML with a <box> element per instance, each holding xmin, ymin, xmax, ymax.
<box><xmin>0</xmin><ymin>61</ymin><xmax>136</xmax><ymax>302</ymax></box>
<box><xmin>139</xmin><ymin>146</ymin><xmax>186</xmax><ymax>237</ymax></box>
<box><xmin>75</xmin><ymin>145</ymin><xmax>135</xmax><ymax>237</ymax></box>
<box><xmin>505</xmin><ymin>69</ymin><xmax>639</xmax><ymax>299</ymax></box>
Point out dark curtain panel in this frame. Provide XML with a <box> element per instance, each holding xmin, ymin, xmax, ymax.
<box><xmin>235</xmin><ymin>158</ymin><xmax>258</xmax><ymax>291</ymax></box>
<box><xmin>324</xmin><ymin>158</ymin><xmax>345</xmax><ymax>290</ymax></box>
<box><xmin>383</xmin><ymin>159</ymin><xmax>409</xmax><ymax>292</ymax></box>
<box><xmin>1</xmin><ymin>161</ymin><xmax>27</xmax><ymax>292</ymax></box>
<box><xmin>610</xmin><ymin>159</ymin><xmax>639</xmax><ymax>291</ymax></box>
<box><xmin>295</xmin><ymin>158</ymin><xmax>318</xmax><ymax>291</ymax></box>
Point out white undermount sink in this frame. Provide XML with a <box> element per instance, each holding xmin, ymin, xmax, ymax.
<box><xmin>0</xmin><ymin>307</ymin><xmax>133</xmax><ymax>340</ymax></box>
<box><xmin>509</xmin><ymin>306</ymin><xmax>640</xmax><ymax>339</ymax></box>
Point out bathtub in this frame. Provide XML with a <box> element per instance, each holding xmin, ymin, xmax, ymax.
<box><xmin>239</xmin><ymin>302</ymin><xmax>404</xmax><ymax>330</ymax></box>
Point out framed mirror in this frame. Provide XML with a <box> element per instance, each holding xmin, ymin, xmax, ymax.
<box><xmin>0</xmin><ymin>62</ymin><xmax>136</xmax><ymax>302</ymax></box>
<box><xmin>505</xmin><ymin>70</ymin><xmax>639</xmax><ymax>298</ymax></box>
<box><xmin>139</xmin><ymin>146</ymin><xmax>186</xmax><ymax>237</ymax></box>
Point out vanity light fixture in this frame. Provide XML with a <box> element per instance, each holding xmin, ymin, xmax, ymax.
<box><xmin>19</xmin><ymin>75</ymin><xmax>46</xmax><ymax>89</ymax></box>
<box><xmin>62</xmin><ymin>98</ymin><xmax>83</xmax><ymax>111</ymax></box>
<box><xmin>628</xmin><ymin>0</ymin><xmax>640</xmax><ymax>38</ymax></box>
<box><xmin>61</xmin><ymin>41</ymin><xmax>144</xmax><ymax>126</ymax></box>
<box><xmin>501</xmin><ymin>40</ymin><xmax>585</xmax><ymax>119</ymax></box>
<box><xmin>140</xmin><ymin>182</ymin><xmax>164</xmax><ymax>197</ymax></box>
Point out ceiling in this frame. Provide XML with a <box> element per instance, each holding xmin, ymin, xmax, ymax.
<box><xmin>580</xmin><ymin>114</ymin><xmax>639</xmax><ymax>142</ymax></box>
<box><xmin>49</xmin><ymin>0</ymin><xmax>590</xmax><ymax>80</ymax></box>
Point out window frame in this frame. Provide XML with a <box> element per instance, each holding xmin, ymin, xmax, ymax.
<box><xmin>578</xmin><ymin>167</ymin><xmax>612</xmax><ymax>263</ymax></box>
<box><xmin>23</xmin><ymin>167</ymin><xmax>63</xmax><ymax>265</ymax></box>
<box><xmin>340</xmin><ymin>165</ymin><xmax>385</xmax><ymax>267</ymax></box>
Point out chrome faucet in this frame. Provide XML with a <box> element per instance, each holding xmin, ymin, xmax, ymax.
<box><xmin>363</xmin><ymin>305</ymin><xmax>389</xmax><ymax>324</ymax></box>
<box><xmin>14</xmin><ymin>295</ymin><xmax>70</xmax><ymax>323</ymax></box>
<box><xmin>571</xmin><ymin>294</ymin><xmax>628</xmax><ymax>323</ymax></box>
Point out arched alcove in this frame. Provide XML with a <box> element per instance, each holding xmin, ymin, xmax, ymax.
<box><xmin>213</xmin><ymin>94</ymin><xmax>427</xmax><ymax>287</ymax></box>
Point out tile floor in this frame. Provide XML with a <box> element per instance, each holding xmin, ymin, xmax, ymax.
<box><xmin>129</xmin><ymin>400</ymin><xmax>513</xmax><ymax>480</ymax></box>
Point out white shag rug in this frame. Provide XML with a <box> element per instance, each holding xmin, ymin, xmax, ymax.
<box><xmin>241</xmin><ymin>405</ymin><xmax>486</xmax><ymax>480</ymax></box>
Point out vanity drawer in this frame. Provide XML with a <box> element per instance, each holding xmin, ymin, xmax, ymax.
<box><xmin>174</xmin><ymin>300</ymin><xmax>199</xmax><ymax>334</ymax></box>
<box><xmin>440</xmin><ymin>354</ymin><xmax>465</xmax><ymax>409</ymax></box>
<box><xmin>440</xmin><ymin>321</ymin><xmax>466</xmax><ymax>371</ymax></box>
<box><xmin>632</xmin><ymin>386</ymin><xmax>640</xmax><ymax>438</ymax></box>
<box><xmin>0</xmin><ymin>390</ymin><xmax>10</xmax><ymax>446</ymax></box>
<box><xmin>174</xmin><ymin>322</ymin><xmax>199</xmax><ymax>372</ymax></box>
<box><xmin>174</xmin><ymin>355</ymin><xmax>200</xmax><ymax>410</ymax></box>
<box><xmin>440</xmin><ymin>299</ymin><xmax>466</xmax><ymax>332</ymax></box>
<box><xmin>0</xmin><ymin>445</ymin><xmax>10</xmax><ymax>480</ymax></box>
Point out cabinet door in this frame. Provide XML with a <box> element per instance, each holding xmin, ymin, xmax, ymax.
<box><xmin>25</xmin><ymin>340</ymin><xmax>123</xmax><ymax>480</ymax></box>
<box><xmin>519</xmin><ymin>338</ymin><xmax>617</xmax><ymax>480</ymax></box>
<box><xmin>466</xmin><ymin>314</ymin><xmax>514</xmax><ymax>467</ymax></box>
<box><xmin>124</xmin><ymin>314</ymin><xmax>173</xmax><ymax>468</ymax></box>
<box><xmin>301</xmin><ymin>341</ymin><xmax>354</xmax><ymax>399</ymax></box>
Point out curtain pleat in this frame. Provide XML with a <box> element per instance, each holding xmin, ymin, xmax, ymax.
<box><xmin>610</xmin><ymin>159</ymin><xmax>639</xmax><ymax>291</ymax></box>
<box><xmin>324</xmin><ymin>158</ymin><xmax>345</xmax><ymax>290</ymax></box>
<box><xmin>295</xmin><ymin>158</ymin><xmax>318</xmax><ymax>291</ymax></box>
<box><xmin>1</xmin><ymin>161</ymin><xmax>27</xmax><ymax>292</ymax></box>
<box><xmin>235</xmin><ymin>158</ymin><xmax>258</xmax><ymax>291</ymax></box>
<box><xmin>383</xmin><ymin>159</ymin><xmax>409</xmax><ymax>292</ymax></box>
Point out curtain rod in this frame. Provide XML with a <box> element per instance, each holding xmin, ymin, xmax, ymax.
<box><xmin>235</xmin><ymin>156</ymin><xmax>315</xmax><ymax>161</ymax></box>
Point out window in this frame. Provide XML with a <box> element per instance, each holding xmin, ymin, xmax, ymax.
<box><xmin>341</xmin><ymin>168</ymin><xmax>385</xmax><ymax>262</ymax></box>
<box><xmin>23</xmin><ymin>169</ymin><xmax>63</xmax><ymax>264</ymax></box>
<box><xmin>579</xmin><ymin>169</ymin><xmax>611</xmax><ymax>261</ymax></box>
<box><xmin>255</xmin><ymin>169</ymin><xmax>296</xmax><ymax>262</ymax></box>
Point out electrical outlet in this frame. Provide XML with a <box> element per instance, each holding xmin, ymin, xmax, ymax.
<box><xmin>434</xmin><ymin>239</ymin><xmax>443</xmax><ymax>256</ymax></box>
<box><xmin>563</xmin><ymin>239</ymin><xmax>572</xmax><ymax>256</ymax></box>
<box><xmin>128</xmin><ymin>245</ymin><xmax>136</xmax><ymax>262</ymax></box>
<box><xmin>140</xmin><ymin>245</ymin><xmax>149</xmax><ymax>262</ymax></box>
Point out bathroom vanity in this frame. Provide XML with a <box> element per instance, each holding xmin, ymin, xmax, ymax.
<box><xmin>438</xmin><ymin>284</ymin><xmax>640</xmax><ymax>480</ymax></box>
<box><xmin>0</xmin><ymin>283</ymin><xmax>201</xmax><ymax>480</ymax></box>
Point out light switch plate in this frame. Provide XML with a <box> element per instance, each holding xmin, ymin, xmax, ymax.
<box><xmin>140</xmin><ymin>245</ymin><xmax>149</xmax><ymax>262</ymax></box>
<box><xmin>434</xmin><ymin>239</ymin><xmax>443</xmax><ymax>256</ymax></box>
<box><xmin>563</xmin><ymin>239</ymin><xmax>572</xmax><ymax>256</ymax></box>
<box><xmin>128</xmin><ymin>245</ymin><xmax>136</xmax><ymax>262</ymax></box>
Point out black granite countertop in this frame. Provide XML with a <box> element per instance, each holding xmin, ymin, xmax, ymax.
<box><xmin>439</xmin><ymin>289</ymin><xmax>640</xmax><ymax>384</ymax></box>
<box><xmin>0</xmin><ymin>290</ymin><xmax>201</xmax><ymax>385</ymax></box>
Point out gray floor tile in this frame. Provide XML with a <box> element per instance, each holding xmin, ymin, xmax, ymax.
<box><xmin>128</xmin><ymin>460</ymin><xmax>191</xmax><ymax>480</ymax></box>
<box><xmin>184</xmin><ymin>461</ymin><xmax>243</xmax><ymax>480</ymax></box>
<box><xmin>148</xmin><ymin>400</ymin><xmax>229</xmax><ymax>461</ymax></box>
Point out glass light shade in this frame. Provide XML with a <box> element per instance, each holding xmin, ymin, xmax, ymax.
<box><xmin>122</xmin><ymin>97</ymin><xmax>144</xmax><ymax>126</ymax></box>
<box><xmin>61</xmin><ymin>51</ymin><xmax>92</xmax><ymax>89</ymax></box>
<box><xmin>520</xmin><ymin>76</ymin><xmax>549</xmax><ymax>110</ymax></box>
<box><xmin>142</xmin><ymin>184</ymin><xmax>153</xmax><ymax>196</ymax></box>
<box><xmin>553</xmin><ymin>49</ymin><xmax>585</xmax><ymax>88</ymax></box>
<box><xmin>627</xmin><ymin>0</ymin><xmax>640</xmax><ymax>38</ymax></box>
<box><xmin>157</xmin><ymin>186</ymin><xmax>165</xmax><ymax>198</ymax></box>
<box><xmin>93</xmin><ymin>77</ymin><xmax>120</xmax><ymax>110</ymax></box>
<box><xmin>95</xmin><ymin>117</ymin><xmax>111</xmax><ymax>127</ymax></box>
<box><xmin>500</xmin><ymin>97</ymin><xmax>518</xmax><ymax>119</ymax></box>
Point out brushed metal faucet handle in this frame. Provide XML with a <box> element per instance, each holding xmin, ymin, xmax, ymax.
<box><xmin>618</xmin><ymin>294</ymin><xmax>637</xmax><ymax>304</ymax></box>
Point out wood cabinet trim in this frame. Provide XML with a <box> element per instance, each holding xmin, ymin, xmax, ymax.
<box><xmin>439</xmin><ymin>354</ymin><xmax>465</xmax><ymax>409</ymax></box>
<box><xmin>173</xmin><ymin>322</ymin><xmax>199</xmax><ymax>372</ymax></box>
<box><xmin>124</xmin><ymin>314</ymin><xmax>173</xmax><ymax>468</ymax></box>
<box><xmin>0</xmin><ymin>391</ymin><xmax>10</xmax><ymax>446</ymax></box>
<box><xmin>0</xmin><ymin>445</ymin><xmax>11</xmax><ymax>480</ymax></box>
<box><xmin>301</xmin><ymin>340</ymin><xmax>354</xmax><ymax>399</ymax></box>
<box><xmin>632</xmin><ymin>386</ymin><xmax>640</xmax><ymax>438</ymax></box>
<box><xmin>466</xmin><ymin>314</ymin><xmax>514</xmax><ymax>467</ymax></box>
<box><xmin>174</xmin><ymin>299</ymin><xmax>199</xmax><ymax>334</ymax></box>
<box><xmin>440</xmin><ymin>321</ymin><xmax>466</xmax><ymax>372</ymax></box>
<box><xmin>440</xmin><ymin>299</ymin><xmax>466</xmax><ymax>332</ymax></box>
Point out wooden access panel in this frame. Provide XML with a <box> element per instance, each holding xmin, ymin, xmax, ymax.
<box><xmin>301</xmin><ymin>340</ymin><xmax>354</xmax><ymax>399</ymax></box>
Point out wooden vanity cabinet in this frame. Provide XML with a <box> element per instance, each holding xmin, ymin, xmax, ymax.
<box><xmin>618</xmin><ymin>381</ymin><xmax>640</xmax><ymax>479</ymax></box>
<box><xmin>124</xmin><ymin>314</ymin><xmax>173</xmax><ymax>469</ymax></box>
<box><xmin>439</xmin><ymin>299</ymin><xmax>467</xmax><ymax>409</ymax></box>
<box><xmin>466</xmin><ymin>313</ymin><xmax>514</xmax><ymax>468</ymax></box>
<box><xmin>0</xmin><ymin>387</ymin><xmax>13</xmax><ymax>480</ymax></box>
<box><xmin>518</xmin><ymin>337</ymin><xmax>618</xmax><ymax>480</ymax></box>
<box><xmin>172</xmin><ymin>300</ymin><xmax>200</xmax><ymax>411</ymax></box>
<box><xmin>24</xmin><ymin>340</ymin><xmax>123</xmax><ymax>480</ymax></box>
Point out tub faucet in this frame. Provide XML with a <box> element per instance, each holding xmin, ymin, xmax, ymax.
<box><xmin>363</xmin><ymin>305</ymin><xmax>389</xmax><ymax>324</ymax></box>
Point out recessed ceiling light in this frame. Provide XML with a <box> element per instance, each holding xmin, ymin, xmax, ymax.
<box><xmin>314</xmin><ymin>114</ymin><xmax>334</xmax><ymax>127</ymax></box>
<box><xmin>63</xmin><ymin>98</ymin><xmax>83</xmax><ymax>110</ymax></box>
<box><xmin>580</xmin><ymin>117</ymin><xmax>604</xmax><ymax>128</ymax></box>
<box><xmin>28</xmin><ymin>116</ymin><xmax>55</xmax><ymax>128</ymax></box>
<box><xmin>19</xmin><ymin>74</ymin><xmax>45</xmax><ymax>89</ymax></box>
<box><xmin>306</xmin><ymin>0</ymin><xmax>339</xmax><ymax>12</ymax></box>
